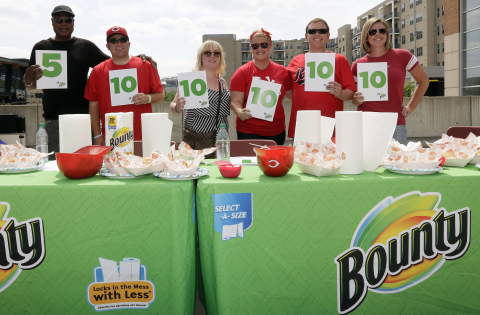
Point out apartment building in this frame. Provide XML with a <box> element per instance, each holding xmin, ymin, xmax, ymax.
<box><xmin>202</xmin><ymin>34</ymin><xmax>335</xmax><ymax>85</ymax></box>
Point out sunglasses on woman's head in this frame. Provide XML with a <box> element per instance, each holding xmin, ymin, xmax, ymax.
<box><xmin>108</xmin><ymin>37</ymin><xmax>128</xmax><ymax>44</ymax></box>
<box><xmin>307</xmin><ymin>29</ymin><xmax>328</xmax><ymax>35</ymax></box>
<box><xmin>203</xmin><ymin>51</ymin><xmax>221</xmax><ymax>58</ymax></box>
<box><xmin>250</xmin><ymin>42</ymin><xmax>269</xmax><ymax>49</ymax></box>
<box><xmin>368</xmin><ymin>28</ymin><xmax>387</xmax><ymax>36</ymax></box>
<box><xmin>54</xmin><ymin>18</ymin><xmax>74</xmax><ymax>24</ymax></box>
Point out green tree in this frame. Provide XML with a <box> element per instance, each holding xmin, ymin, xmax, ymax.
<box><xmin>163</xmin><ymin>91</ymin><xmax>176</xmax><ymax>102</ymax></box>
<box><xmin>404</xmin><ymin>81</ymin><xmax>416</xmax><ymax>97</ymax></box>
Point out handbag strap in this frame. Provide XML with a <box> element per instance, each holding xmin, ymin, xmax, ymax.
<box><xmin>213</xmin><ymin>78</ymin><xmax>222</xmax><ymax>132</ymax></box>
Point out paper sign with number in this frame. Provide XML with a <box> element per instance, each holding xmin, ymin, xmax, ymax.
<box><xmin>177</xmin><ymin>71</ymin><xmax>209</xmax><ymax>110</ymax></box>
<box><xmin>109</xmin><ymin>69</ymin><xmax>139</xmax><ymax>107</ymax></box>
<box><xmin>357</xmin><ymin>62</ymin><xmax>388</xmax><ymax>101</ymax></box>
<box><xmin>245</xmin><ymin>78</ymin><xmax>281</xmax><ymax>122</ymax></box>
<box><xmin>35</xmin><ymin>50</ymin><xmax>67</xmax><ymax>89</ymax></box>
<box><xmin>305</xmin><ymin>53</ymin><xmax>336</xmax><ymax>92</ymax></box>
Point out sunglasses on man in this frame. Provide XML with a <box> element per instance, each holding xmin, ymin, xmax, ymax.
<box><xmin>368</xmin><ymin>28</ymin><xmax>387</xmax><ymax>36</ymax></box>
<box><xmin>307</xmin><ymin>29</ymin><xmax>328</xmax><ymax>35</ymax></box>
<box><xmin>203</xmin><ymin>51</ymin><xmax>221</xmax><ymax>58</ymax></box>
<box><xmin>53</xmin><ymin>18</ymin><xmax>74</xmax><ymax>24</ymax></box>
<box><xmin>108</xmin><ymin>37</ymin><xmax>129</xmax><ymax>44</ymax></box>
<box><xmin>250</xmin><ymin>42</ymin><xmax>269</xmax><ymax>50</ymax></box>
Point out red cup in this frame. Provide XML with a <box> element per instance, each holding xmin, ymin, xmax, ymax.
<box><xmin>253</xmin><ymin>146</ymin><xmax>295</xmax><ymax>177</ymax></box>
<box><xmin>219</xmin><ymin>164</ymin><xmax>242</xmax><ymax>178</ymax></box>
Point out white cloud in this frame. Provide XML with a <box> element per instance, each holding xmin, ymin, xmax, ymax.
<box><xmin>0</xmin><ymin>47</ymin><xmax>31</xmax><ymax>59</ymax></box>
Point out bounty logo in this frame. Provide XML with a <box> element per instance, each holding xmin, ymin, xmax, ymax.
<box><xmin>0</xmin><ymin>202</ymin><xmax>46</xmax><ymax>293</ymax></box>
<box><xmin>264</xmin><ymin>113</ymin><xmax>272</xmax><ymax>119</ymax></box>
<box><xmin>199</xmin><ymin>101</ymin><xmax>208</xmax><ymax>106</ymax></box>
<box><xmin>87</xmin><ymin>257</ymin><xmax>155</xmax><ymax>311</ymax></box>
<box><xmin>56</xmin><ymin>81</ymin><xmax>66</xmax><ymax>87</ymax></box>
<box><xmin>110</xmin><ymin>127</ymin><xmax>133</xmax><ymax>148</ymax></box>
<box><xmin>378</xmin><ymin>93</ymin><xmax>386</xmax><ymax>99</ymax></box>
<box><xmin>334</xmin><ymin>191</ymin><xmax>471</xmax><ymax>314</ymax></box>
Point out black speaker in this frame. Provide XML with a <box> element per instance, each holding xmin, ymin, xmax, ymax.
<box><xmin>16</xmin><ymin>116</ymin><xmax>26</xmax><ymax>133</ymax></box>
<box><xmin>0</xmin><ymin>114</ymin><xmax>17</xmax><ymax>133</ymax></box>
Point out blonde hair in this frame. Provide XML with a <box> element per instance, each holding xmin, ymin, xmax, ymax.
<box><xmin>361</xmin><ymin>17</ymin><xmax>391</xmax><ymax>54</ymax></box>
<box><xmin>305</xmin><ymin>18</ymin><xmax>329</xmax><ymax>33</ymax></box>
<box><xmin>193</xmin><ymin>40</ymin><xmax>226</xmax><ymax>77</ymax></box>
<box><xmin>250</xmin><ymin>28</ymin><xmax>272</xmax><ymax>43</ymax></box>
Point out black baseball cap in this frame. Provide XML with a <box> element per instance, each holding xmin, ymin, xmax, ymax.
<box><xmin>51</xmin><ymin>5</ymin><xmax>75</xmax><ymax>17</ymax></box>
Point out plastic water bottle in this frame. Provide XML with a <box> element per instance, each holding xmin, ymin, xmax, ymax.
<box><xmin>216</xmin><ymin>123</ymin><xmax>230</xmax><ymax>161</ymax></box>
<box><xmin>36</xmin><ymin>123</ymin><xmax>48</xmax><ymax>163</ymax></box>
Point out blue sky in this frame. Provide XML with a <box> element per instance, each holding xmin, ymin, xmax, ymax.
<box><xmin>1</xmin><ymin>0</ymin><xmax>381</xmax><ymax>77</ymax></box>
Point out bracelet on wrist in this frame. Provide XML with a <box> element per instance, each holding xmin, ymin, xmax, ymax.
<box><xmin>93</xmin><ymin>134</ymin><xmax>103</xmax><ymax>139</ymax></box>
<box><xmin>147</xmin><ymin>94</ymin><xmax>152</xmax><ymax>104</ymax></box>
<box><xmin>23</xmin><ymin>75</ymin><xmax>33</xmax><ymax>87</ymax></box>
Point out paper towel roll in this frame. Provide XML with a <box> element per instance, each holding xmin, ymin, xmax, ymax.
<box><xmin>59</xmin><ymin>114</ymin><xmax>92</xmax><ymax>153</ymax></box>
<box><xmin>363</xmin><ymin>112</ymin><xmax>397</xmax><ymax>172</ymax></box>
<box><xmin>141</xmin><ymin>113</ymin><xmax>173</xmax><ymax>157</ymax></box>
<box><xmin>294</xmin><ymin>110</ymin><xmax>321</xmax><ymax>144</ymax></box>
<box><xmin>336</xmin><ymin>111</ymin><xmax>363</xmax><ymax>175</ymax></box>
<box><xmin>105</xmin><ymin>112</ymin><xmax>134</xmax><ymax>155</ymax></box>
<box><xmin>321</xmin><ymin>116</ymin><xmax>335</xmax><ymax>144</ymax></box>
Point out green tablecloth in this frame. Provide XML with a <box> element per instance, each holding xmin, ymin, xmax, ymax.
<box><xmin>0</xmin><ymin>169</ymin><xmax>196</xmax><ymax>314</ymax></box>
<box><xmin>196</xmin><ymin>163</ymin><xmax>480</xmax><ymax>314</ymax></box>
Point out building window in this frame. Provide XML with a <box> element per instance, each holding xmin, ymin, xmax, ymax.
<box><xmin>343</xmin><ymin>46</ymin><xmax>345</xmax><ymax>52</ymax></box>
<box><xmin>286</xmin><ymin>53</ymin><xmax>288</xmax><ymax>58</ymax></box>
<box><xmin>442</xmin><ymin>42</ymin><xmax>444</xmax><ymax>53</ymax></box>
<box><xmin>401</xmin><ymin>19</ymin><xmax>405</xmax><ymax>28</ymax></box>
<box><xmin>437</xmin><ymin>8</ymin><xmax>440</xmax><ymax>17</ymax></box>
<box><xmin>290</xmin><ymin>44</ymin><xmax>293</xmax><ymax>49</ymax></box>
<box><xmin>438</xmin><ymin>44</ymin><xmax>440</xmax><ymax>54</ymax></box>
<box><xmin>442</xmin><ymin>5</ymin><xmax>444</xmax><ymax>16</ymax></box>
<box><xmin>416</xmin><ymin>0</ymin><xmax>422</xmax><ymax>4</ymax></box>
<box><xmin>410</xmin><ymin>0</ymin><xmax>414</xmax><ymax>9</ymax></box>
<box><xmin>442</xmin><ymin>61</ymin><xmax>444</xmax><ymax>66</ymax></box>
<box><xmin>410</xmin><ymin>32</ymin><xmax>414</xmax><ymax>42</ymax></box>
<box><xmin>417</xmin><ymin>29</ymin><xmax>423</xmax><ymax>40</ymax></box>
<box><xmin>416</xmin><ymin>12</ymin><xmax>423</xmax><ymax>22</ymax></box>
<box><xmin>402</xmin><ymin>35</ymin><xmax>406</xmax><ymax>44</ymax></box>
<box><xmin>410</xmin><ymin>16</ymin><xmax>414</xmax><ymax>25</ymax></box>
<box><xmin>410</xmin><ymin>49</ymin><xmax>414</xmax><ymax>54</ymax></box>
<box><xmin>442</xmin><ymin>24</ymin><xmax>444</xmax><ymax>34</ymax></box>
<box><xmin>416</xmin><ymin>46</ymin><xmax>423</xmax><ymax>56</ymax></box>
<box><xmin>438</xmin><ymin>62</ymin><xmax>440</xmax><ymax>66</ymax></box>
<box><xmin>402</xmin><ymin>3</ymin><xmax>405</xmax><ymax>12</ymax></box>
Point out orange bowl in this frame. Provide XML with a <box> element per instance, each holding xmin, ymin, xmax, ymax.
<box><xmin>253</xmin><ymin>146</ymin><xmax>295</xmax><ymax>177</ymax></box>
<box><xmin>56</xmin><ymin>146</ymin><xmax>112</xmax><ymax>179</ymax></box>
<box><xmin>219</xmin><ymin>164</ymin><xmax>242</xmax><ymax>178</ymax></box>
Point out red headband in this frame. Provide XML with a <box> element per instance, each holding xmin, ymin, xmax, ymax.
<box><xmin>250</xmin><ymin>28</ymin><xmax>272</xmax><ymax>42</ymax></box>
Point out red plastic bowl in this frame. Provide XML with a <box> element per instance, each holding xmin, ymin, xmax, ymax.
<box><xmin>253</xmin><ymin>146</ymin><xmax>295</xmax><ymax>177</ymax></box>
<box><xmin>219</xmin><ymin>164</ymin><xmax>242</xmax><ymax>178</ymax></box>
<box><xmin>56</xmin><ymin>146</ymin><xmax>112</xmax><ymax>179</ymax></box>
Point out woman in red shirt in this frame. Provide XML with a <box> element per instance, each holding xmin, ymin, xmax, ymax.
<box><xmin>230</xmin><ymin>28</ymin><xmax>292</xmax><ymax>145</ymax></box>
<box><xmin>351</xmin><ymin>18</ymin><xmax>429</xmax><ymax>145</ymax></box>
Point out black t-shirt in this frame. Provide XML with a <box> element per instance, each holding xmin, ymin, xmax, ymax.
<box><xmin>28</xmin><ymin>37</ymin><xmax>109</xmax><ymax>119</ymax></box>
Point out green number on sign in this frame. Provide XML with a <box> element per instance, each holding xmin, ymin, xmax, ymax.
<box><xmin>250</xmin><ymin>87</ymin><xmax>278</xmax><ymax>108</ymax></box>
<box><xmin>179</xmin><ymin>79</ymin><xmax>207</xmax><ymax>97</ymax></box>
<box><xmin>110</xmin><ymin>76</ymin><xmax>137</xmax><ymax>94</ymax></box>
<box><xmin>42</xmin><ymin>53</ymin><xmax>62</xmax><ymax>78</ymax></box>
<box><xmin>359</xmin><ymin>71</ymin><xmax>387</xmax><ymax>89</ymax></box>
<box><xmin>306</xmin><ymin>61</ymin><xmax>334</xmax><ymax>79</ymax></box>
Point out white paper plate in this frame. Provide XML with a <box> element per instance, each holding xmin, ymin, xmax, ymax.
<box><xmin>99</xmin><ymin>168</ymin><xmax>135</xmax><ymax>179</ymax></box>
<box><xmin>384</xmin><ymin>166</ymin><xmax>442</xmax><ymax>175</ymax></box>
<box><xmin>444</xmin><ymin>157</ymin><xmax>473</xmax><ymax>167</ymax></box>
<box><xmin>153</xmin><ymin>167</ymin><xmax>209</xmax><ymax>181</ymax></box>
<box><xmin>0</xmin><ymin>162</ymin><xmax>45</xmax><ymax>174</ymax></box>
<box><xmin>469</xmin><ymin>155</ymin><xmax>480</xmax><ymax>164</ymax></box>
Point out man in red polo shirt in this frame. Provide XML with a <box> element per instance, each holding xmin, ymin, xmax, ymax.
<box><xmin>286</xmin><ymin>18</ymin><xmax>356</xmax><ymax>138</ymax></box>
<box><xmin>85</xmin><ymin>26</ymin><xmax>164</xmax><ymax>145</ymax></box>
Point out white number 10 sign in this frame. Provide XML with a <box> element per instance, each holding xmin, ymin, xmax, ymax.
<box><xmin>357</xmin><ymin>62</ymin><xmax>388</xmax><ymax>101</ymax></box>
<box><xmin>109</xmin><ymin>69</ymin><xmax>139</xmax><ymax>106</ymax></box>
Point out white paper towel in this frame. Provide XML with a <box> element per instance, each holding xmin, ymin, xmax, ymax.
<box><xmin>141</xmin><ymin>113</ymin><xmax>173</xmax><ymax>157</ymax></box>
<box><xmin>336</xmin><ymin>111</ymin><xmax>363</xmax><ymax>175</ymax></box>
<box><xmin>294</xmin><ymin>110</ymin><xmax>321</xmax><ymax>144</ymax></box>
<box><xmin>99</xmin><ymin>257</ymin><xmax>119</xmax><ymax>282</ymax></box>
<box><xmin>59</xmin><ymin>114</ymin><xmax>92</xmax><ymax>153</ymax></box>
<box><xmin>362</xmin><ymin>112</ymin><xmax>397</xmax><ymax>172</ymax></box>
<box><xmin>105</xmin><ymin>112</ymin><xmax>134</xmax><ymax>155</ymax></box>
<box><xmin>321</xmin><ymin>116</ymin><xmax>336</xmax><ymax>144</ymax></box>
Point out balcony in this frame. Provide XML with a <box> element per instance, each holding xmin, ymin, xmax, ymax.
<box><xmin>384</xmin><ymin>12</ymin><xmax>400</xmax><ymax>20</ymax></box>
<box><xmin>389</xmin><ymin>27</ymin><xmax>400</xmax><ymax>34</ymax></box>
<box><xmin>241</xmin><ymin>44</ymin><xmax>250</xmax><ymax>52</ymax></box>
<box><xmin>273</xmin><ymin>42</ymin><xmax>285</xmax><ymax>51</ymax></box>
